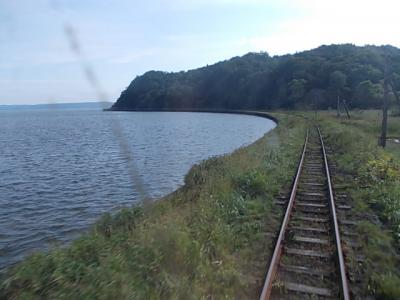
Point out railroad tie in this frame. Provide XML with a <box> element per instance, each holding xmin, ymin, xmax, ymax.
<box><xmin>259</xmin><ymin>127</ymin><xmax>350</xmax><ymax>300</ymax></box>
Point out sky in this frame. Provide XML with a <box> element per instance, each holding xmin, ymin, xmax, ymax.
<box><xmin>1</xmin><ymin>0</ymin><xmax>400</xmax><ymax>104</ymax></box>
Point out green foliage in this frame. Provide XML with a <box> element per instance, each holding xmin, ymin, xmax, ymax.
<box><xmin>94</xmin><ymin>206</ymin><xmax>144</xmax><ymax>236</ymax></box>
<box><xmin>112</xmin><ymin>44</ymin><xmax>400</xmax><ymax>111</ymax></box>
<box><xmin>371</xmin><ymin>273</ymin><xmax>400</xmax><ymax>300</ymax></box>
<box><xmin>317</xmin><ymin>110</ymin><xmax>400</xmax><ymax>299</ymax></box>
<box><xmin>354</xmin><ymin>80</ymin><xmax>383</xmax><ymax>108</ymax></box>
<box><xmin>370</xmin><ymin>183</ymin><xmax>400</xmax><ymax>240</ymax></box>
<box><xmin>329</xmin><ymin>70</ymin><xmax>347</xmax><ymax>91</ymax></box>
<box><xmin>359</xmin><ymin>154</ymin><xmax>400</xmax><ymax>184</ymax></box>
<box><xmin>357</xmin><ymin>222</ymin><xmax>400</xmax><ymax>299</ymax></box>
<box><xmin>234</xmin><ymin>170</ymin><xmax>268</xmax><ymax>198</ymax></box>
<box><xmin>0</xmin><ymin>114</ymin><xmax>306</xmax><ymax>299</ymax></box>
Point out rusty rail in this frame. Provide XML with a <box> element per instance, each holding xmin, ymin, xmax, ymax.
<box><xmin>259</xmin><ymin>127</ymin><xmax>350</xmax><ymax>299</ymax></box>
<box><xmin>259</xmin><ymin>130</ymin><xmax>309</xmax><ymax>300</ymax></box>
<box><xmin>317</xmin><ymin>127</ymin><xmax>350</xmax><ymax>300</ymax></box>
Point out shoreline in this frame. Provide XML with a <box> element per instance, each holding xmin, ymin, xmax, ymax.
<box><xmin>2</xmin><ymin>111</ymin><xmax>399</xmax><ymax>299</ymax></box>
<box><xmin>2</xmin><ymin>112</ymin><xmax>298</xmax><ymax>299</ymax></box>
<box><xmin>103</xmin><ymin>108</ymin><xmax>280</xmax><ymax>124</ymax></box>
<box><xmin>0</xmin><ymin>110</ymin><xmax>277</xmax><ymax>275</ymax></box>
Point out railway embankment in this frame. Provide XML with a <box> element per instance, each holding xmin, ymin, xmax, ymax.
<box><xmin>1</xmin><ymin>111</ymin><xmax>399</xmax><ymax>299</ymax></box>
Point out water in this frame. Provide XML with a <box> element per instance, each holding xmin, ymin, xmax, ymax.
<box><xmin>0</xmin><ymin>109</ymin><xmax>275</xmax><ymax>272</ymax></box>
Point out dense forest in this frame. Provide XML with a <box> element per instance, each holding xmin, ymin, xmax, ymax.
<box><xmin>111</xmin><ymin>44</ymin><xmax>400</xmax><ymax>111</ymax></box>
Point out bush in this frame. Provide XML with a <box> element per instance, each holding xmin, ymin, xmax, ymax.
<box><xmin>234</xmin><ymin>170</ymin><xmax>268</xmax><ymax>198</ymax></box>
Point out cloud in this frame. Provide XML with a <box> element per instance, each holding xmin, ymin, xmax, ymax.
<box><xmin>155</xmin><ymin>0</ymin><xmax>289</xmax><ymax>11</ymax></box>
<box><xmin>2</xmin><ymin>0</ymin><xmax>400</xmax><ymax>104</ymax></box>
<box><xmin>240</xmin><ymin>0</ymin><xmax>400</xmax><ymax>55</ymax></box>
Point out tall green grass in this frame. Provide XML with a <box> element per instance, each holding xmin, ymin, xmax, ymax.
<box><xmin>0</xmin><ymin>114</ymin><xmax>307</xmax><ymax>299</ymax></box>
<box><xmin>2</xmin><ymin>111</ymin><xmax>399</xmax><ymax>299</ymax></box>
<box><xmin>317</xmin><ymin>110</ymin><xmax>400</xmax><ymax>299</ymax></box>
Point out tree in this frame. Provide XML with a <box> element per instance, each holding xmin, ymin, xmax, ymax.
<box><xmin>308</xmin><ymin>88</ymin><xmax>326</xmax><ymax>111</ymax></box>
<box><xmin>111</xmin><ymin>45</ymin><xmax>400</xmax><ymax>112</ymax></box>
<box><xmin>354</xmin><ymin>80</ymin><xmax>383</xmax><ymax>108</ymax></box>
<box><xmin>288</xmin><ymin>78</ymin><xmax>306</xmax><ymax>105</ymax></box>
<box><xmin>329</xmin><ymin>70</ymin><xmax>347</xmax><ymax>116</ymax></box>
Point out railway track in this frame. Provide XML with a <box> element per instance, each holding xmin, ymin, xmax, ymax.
<box><xmin>260</xmin><ymin>127</ymin><xmax>350</xmax><ymax>299</ymax></box>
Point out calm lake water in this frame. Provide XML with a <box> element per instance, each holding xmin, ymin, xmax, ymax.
<box><xmin>0</xmin><ymin>109</ymin><xmax>275</xmax><ymax>272</ymax></box>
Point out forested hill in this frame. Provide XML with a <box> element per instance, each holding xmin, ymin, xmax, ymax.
<box><xmin>111</xmin><ymin>44</ymin><xmax>400</xmax><ymax>111</ymax></box>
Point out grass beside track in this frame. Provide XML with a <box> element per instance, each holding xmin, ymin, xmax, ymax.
<box><xmin>1</xmin><ymin>110</ymin><xmax>399</xmax><ymax>299</ymax></box>
<box><xmin>0</xmin><ymin>114</ymin><xmax>306</xmax><ymax>299</ymax></box>
<box><xmin>317</xmin><ymin>110</ymin><xmax>400</xmax><ymax>299</ymax></box>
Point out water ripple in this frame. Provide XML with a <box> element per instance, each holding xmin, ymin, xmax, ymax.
<box><xmin>0</xmin><ymin>110</ymin><xmax>275</xmax><ymax>272</ymax></box>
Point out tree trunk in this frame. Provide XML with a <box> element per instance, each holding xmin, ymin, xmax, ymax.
<box><xmin>380</xmin><ymin>60</ymin><xmax>389</xmax><ymax>147</ymax></box>
<box><xmin>336</xmin><ymin>93</ymin><xmax>341</xmax><ymax>117</ymax></box>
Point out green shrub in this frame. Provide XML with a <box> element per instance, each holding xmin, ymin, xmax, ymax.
<box><xmin>234</xmin><ymin>170</ymin><xmax>268</xmax><ymax>198</ymax></box>
<box><xmin>0</xmin><ymin>114</ymin><xmax>307</xmax><ymax>299</ymax></box>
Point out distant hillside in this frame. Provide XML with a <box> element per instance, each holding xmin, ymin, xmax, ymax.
<box><xmin>111</xmin><ymin>44</ymin><xmax>400</xmax><ymax>111</ymax></box>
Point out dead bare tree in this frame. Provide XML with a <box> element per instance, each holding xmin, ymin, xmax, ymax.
<box><xmin>330</xmin><ymin>70</ymin><xmax>346</xmax><ymax>118</ymax></box>
<box><xmin>379</xmin><ymin>58</ymin><xmax>390</xmax><ymax>147</ymax></box>
<box><xmin>342</xmin><ymin>99</ymin><xmax>351</xmax><ymax>119</ymax></box>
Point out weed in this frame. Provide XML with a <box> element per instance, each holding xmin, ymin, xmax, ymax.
<box><xmin>0</xmin><ymin>113</ymin><xmax>306</xmax><ymax>299</ymax></box>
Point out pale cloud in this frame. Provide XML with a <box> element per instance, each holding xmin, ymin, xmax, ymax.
<box><xmin>243</xmin><ymin>0</ymin><xmax>400</xmax><ymax>55</ymax></box>
<box><xmin>158</xmin><ymin>0</ymin><xmax>279</xmax><ymax>9</ymax></box>
<box><xmin>1</xmin><ymin>0</ymin><xmax>400</xmax><ymax>104</ymax></box>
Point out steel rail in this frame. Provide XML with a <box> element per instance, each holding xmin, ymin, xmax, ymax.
<box><xmin>317</xmin><ymin>127</ymin><xmax>350</xmax><ymax>300</ymax></box>
<box><xmin>259</xmin><ymin>130</ymin><xmax>309</xmax><ymax>300</ymax></box>
<box><xmin>259</xmin><ymin>127</ymin><xmax>350</xmax><ymax>299</ymax></box>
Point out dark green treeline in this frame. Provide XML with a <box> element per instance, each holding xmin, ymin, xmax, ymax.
<box><xmin>112</xmin><ymin>44</ymin><xmax>400</xmax><ymax>110</ymax></box>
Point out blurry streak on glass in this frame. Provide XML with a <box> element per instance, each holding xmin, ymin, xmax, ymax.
<box><xmin>50</xmin><ymin>1</ymin><xmax>150</xmax><ymax>202</ymax></box>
